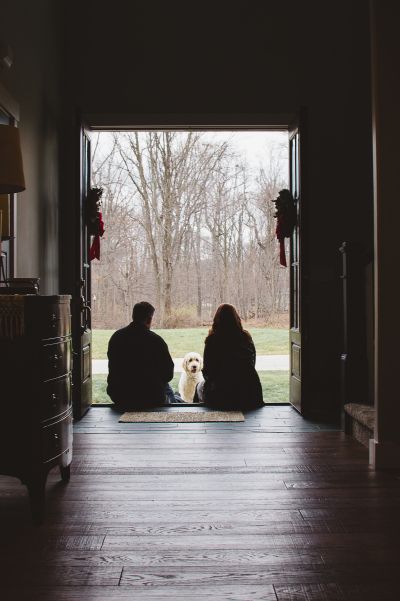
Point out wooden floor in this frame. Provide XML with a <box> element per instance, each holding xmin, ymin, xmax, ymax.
<box><xmin>1</xmin><ymin>405</ymin><xmax>400</xmax><ymax>600</ymax></box>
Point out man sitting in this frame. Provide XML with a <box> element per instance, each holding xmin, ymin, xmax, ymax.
<box><xmin>107</xmin><ymin>301</ymin><xmax>174</xmax><ymax>410</ymax></box>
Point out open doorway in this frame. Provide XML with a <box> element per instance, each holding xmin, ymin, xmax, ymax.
<box><xmin>88</xmin><ymin>130</ymin><xmax>290</xmax><ymax>406</ymax></box>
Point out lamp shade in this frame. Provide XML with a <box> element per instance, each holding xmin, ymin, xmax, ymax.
<box><xmin>0</xmin><ymin>194</ymin><xmax>10</xmax><ymax>237</ymax></box>
<box><xmin>0</xmin><ymin>124</ymin><xmax>25</xmax><ymax>194</ymax></box>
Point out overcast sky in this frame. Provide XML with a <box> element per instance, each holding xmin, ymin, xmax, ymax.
<box><xmin>202</xmin><ymin>131</ymin><xmax>287</xmax><ymax>166</ymax></box>
<box><xmin>92</xmin><ymin>130</ymin><xmax>289</xmax><ymax>190</ymax></box>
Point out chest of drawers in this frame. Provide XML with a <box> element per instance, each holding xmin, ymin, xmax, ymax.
<box><xmin>0</xmin><ymin>294</ymin><xmax>73</xmax><ymax>523</ymax></box>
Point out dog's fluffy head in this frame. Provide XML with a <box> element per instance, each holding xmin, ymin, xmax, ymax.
<box><xmin>182</xmin><ymin>352</ymin><xmax>203</xmax><ymax>374</ymax></box>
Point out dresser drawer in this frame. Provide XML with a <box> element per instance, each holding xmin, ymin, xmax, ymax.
<box><xmin>25</xmin><ymin>297</ymin><xmax>71</xmax><ymax>340</ymax></box>
<box><xmin>42</xmin><ymin>339</ymin><xmax>71</xmax><ymax>381</ymax></box>
<box><xmin>41</xmin><ymin>375</ymin><xmax>71</xmax><ymax>421</ymax></box>
<box><xmin>42</xmin><ymin>412</ymin><xmax>73</xmax><ymax>463</ymax></box>
<box><xmin>40</xmin><ymin>305</ymin><xmax>71</xmax><ymax>340</ymax></box>
<box><xmin>38</xmin><ymin>303</ymin><xmax>71</xmax><ymax>339</ymax></box>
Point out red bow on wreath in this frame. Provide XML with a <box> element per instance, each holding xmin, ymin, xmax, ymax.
<box><xmin>86</xmin><ymin>187</ymin><xmax>106</xmax><ymax>261</ymax></box>
<box><xmin>271</xmin><ymin>189</ymin><xmax>297</xmax><ymax>267</ymax></box>
<box><xmin>89</xmin><ymin>211</ymin><xmax>105</xmax><ymax>260</ymax></box>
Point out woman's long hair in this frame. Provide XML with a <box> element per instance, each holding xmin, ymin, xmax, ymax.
<box><xmin>206</xmin><ymin>304</ymin><xmax>250</xmax><ymax>341</ymax></box>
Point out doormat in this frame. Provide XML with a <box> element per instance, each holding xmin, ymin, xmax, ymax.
<box><xmin>119</xmin><ymin>411</ymin><xmax>245</xmax><ymax>423</ymax></box>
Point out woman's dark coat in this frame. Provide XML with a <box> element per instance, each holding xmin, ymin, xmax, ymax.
<box><xmin>201</xmin><ymin>331</ymin><xmax>264</xmax><ymax>410</ymax></box>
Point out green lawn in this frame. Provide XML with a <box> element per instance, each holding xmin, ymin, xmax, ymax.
<box><xmin>92</xmin><ymin>371</ymin><xmax>289</xmax><ymax>405</ymax></box>
<box><xmin>92</xmin><ymin>327</ymin><xmax>289</xmax><ymax>360</ymax></box>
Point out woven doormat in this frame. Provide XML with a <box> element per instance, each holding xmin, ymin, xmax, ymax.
<box><xmin>119</xmin><ymin>411</ymin><xmax>245</xmax><ymax>423</ymax></box>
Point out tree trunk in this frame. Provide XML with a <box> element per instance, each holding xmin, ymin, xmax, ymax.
<box><xmin>164</xmin><ymin>263</ymin><xmax>173</xmax><ymax>326</ymax></box>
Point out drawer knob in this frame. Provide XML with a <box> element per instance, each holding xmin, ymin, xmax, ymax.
<box><xmin>51</xmin><ymin>354</ymin><xmax>61</xmax><ymax>368</ymax></box>
<box><xmin>50</xmin><ymin>313</ymin><xmax>57</xmax><ymax>325</ymax></box>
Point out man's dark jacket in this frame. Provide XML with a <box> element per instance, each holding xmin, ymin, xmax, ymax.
<box><xmin>107</xmin><ymin>323</ymin><xmax>174</xmax><ymax>408</ymax></box>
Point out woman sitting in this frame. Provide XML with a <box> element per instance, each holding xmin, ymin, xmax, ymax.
<box><xmin>196</xmin><ymin>303</ymin><xmax>264</xmax><ymax>411</ymax></box>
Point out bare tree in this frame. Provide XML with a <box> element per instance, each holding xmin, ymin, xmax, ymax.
<box><xmin>115</xmin><ymin>132</ymin><xmax>227</xmax><ymax>326</ymax></box>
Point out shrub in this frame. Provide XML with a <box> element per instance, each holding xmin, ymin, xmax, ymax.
<box><xmin>164</xmin><ymin>305</ymin><xmax>200</xmax><ymax>328</ymax></box>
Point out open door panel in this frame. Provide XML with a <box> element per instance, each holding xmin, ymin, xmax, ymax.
<box><xmin>72</xmin><ymin>124</ymin><xmax>93</xmax><ymax>419</ymax></box>
<box><xmin>289</xmin><ymin>112</ymin><xmax>307</xmax><ymax>414</ymax></box>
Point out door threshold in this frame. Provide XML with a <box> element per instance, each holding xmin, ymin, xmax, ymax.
<box><xmin>90</xmin><ymin>402</ymin><xmax>205</xmax><ymax>408</ymax></box>
<box><xmin>90</xmin><ymin>401</ymin><xmax>291</xmax><ymax>408</ymax></box>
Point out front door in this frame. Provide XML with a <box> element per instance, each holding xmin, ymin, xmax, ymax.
<box><xmin>72</xmin><ymin>124</ymin><xmax>93</xmax><ymax>419</ymax></box>
<box><xmin>289</xmin><ymin>113</ymin><xmax>306</xmax><ymax>413</ymax></box>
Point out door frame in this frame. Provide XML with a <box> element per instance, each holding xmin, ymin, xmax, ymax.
<box><xmin>72</xmin><ymin>111</ymin><xmax>307</xmax><ymax>417</ymax></box>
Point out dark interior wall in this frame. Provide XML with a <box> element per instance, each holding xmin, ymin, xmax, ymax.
<box><xmin>60</xmin><ymin>0</ymin><xmax>373</xmax><ymax>418</ymax></box>
<box><xmin>0</xmin><ymin>0</ymin><xmax>61</xmax><ymax>293</ymax></box>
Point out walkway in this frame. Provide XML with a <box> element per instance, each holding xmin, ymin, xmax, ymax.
<box><xmin>93</xmin><ymin>354</ymin><xmax>289</xmax><ymax>374</ymax></box>
<box><xmin>2</xmin><ymin>406</ymin><xmax>400</xmax><ymax>599</ymax></box>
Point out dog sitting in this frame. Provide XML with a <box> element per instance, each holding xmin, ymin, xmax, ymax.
<box><xmin>178</xmin><ymin>352</ymin><xmax>204</xmax><ymax>403</ymax></box>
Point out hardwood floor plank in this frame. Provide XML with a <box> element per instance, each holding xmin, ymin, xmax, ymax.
<box><xmin>39</xmin><ymin>548</ymin><xmax>325</xmax><ymax>567</ymax></box>
<box><xmin>69</xmin><ymin>464</ymin><xmax>361</xmax><ymax>475</ymax></box>
<box><xmin>100</xmin><ymin>520</ymin><xmax>399</xmax><ymax>536</ymax></box>
<box><xmin>274</xmin><ymin>583</ymin><xmax>346</xmax><ymax>600</ymax></box>
<box><xmin>119</xmin><ymin>564</ymin><xmax>400</xmax><ymax>586</ymax></box>
<box><xmin>2</xmin><ymin>518</ymin><xmax>393</xmax><ymax>541</ymax></box>
<box><xmin>46</xmin><ymin>471</ymin><xmax>395</xmax><ymax>485</ymax></box>
<box><xmin>274</xmin><ymin>582</ymin><xmax>400</xmax><ymax>601</ymax></box>
<box><xmin>98</xmin><ymin>532</ymin><xmax>400</xmax><ymax>551</ymax></box>
<box><xmin>42</xmin><ymin>497</ymin><xmax>400</xmax><ymax>513</ymax></box>
<box><xmin>43</xmin><ymin>509</ymin><xmax>305</xmax><ymax>523</ymax></box>
<box><xmin>45</xmin><ymin>486</ymin><xmax>400</xmax><ymax>502</ymax></box>
<box><xmin>1</xmin><ymin>566</ymin><xmax>122</xmax><ymax>586</ymax></box>
<box><xmin>3</xmin><ymin>585</ymin><xmax>278</xmax><ymax>601</ymax></box>
<box><xmin>47</xmin><ymin>535</ymin><xmax>106</xmax><ymax>550</ymax></box>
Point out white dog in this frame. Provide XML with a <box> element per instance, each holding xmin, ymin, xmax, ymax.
<box><xmin>178</xmin><ymin>352</ymin><xmax>204</xmax><ymax>403</ymax></box>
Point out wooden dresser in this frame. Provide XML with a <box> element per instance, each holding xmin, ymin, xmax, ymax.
<box><xmin>0</xmin><ymin>294</ymin><xmax>73</xmax><ymax>523</ymax></box>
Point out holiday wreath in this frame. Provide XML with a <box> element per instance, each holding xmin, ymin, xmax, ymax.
<box><xmin>271</xmin><ymin>189</ymin><xmax>297</xmax><ymax>267</ymax></box>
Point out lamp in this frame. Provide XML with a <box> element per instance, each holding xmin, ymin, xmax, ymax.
<box><xmin>0</xmin><ymin>124</ymin><xmax>25</xmax><ymax>285</ymax></box>
<box><xmin>0</xmin><ymin>124</ymin><xmax>25</xmax><ymax>193</ymax></box>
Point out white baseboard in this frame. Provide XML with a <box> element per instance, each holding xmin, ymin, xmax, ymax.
<box><xmin>369</xmin><ymin>438</ymin><xmax>400</xmax><ymax>469</ymax></box>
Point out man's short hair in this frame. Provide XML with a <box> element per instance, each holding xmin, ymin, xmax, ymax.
<box><xmin>132</xmin><ymin>301</ymin><xmax>155</xmax><ymax>324</ymax></box>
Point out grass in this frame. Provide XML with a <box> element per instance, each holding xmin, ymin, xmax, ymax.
<box><xmin>92</xmin><ymin>327</ymin><xmax>289</xmax><ymax>360</ymax></box>
<box><xmin>92</xmin><ymin>371</ymin><xmax>289</xmax><ymax>405</ymax></box>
